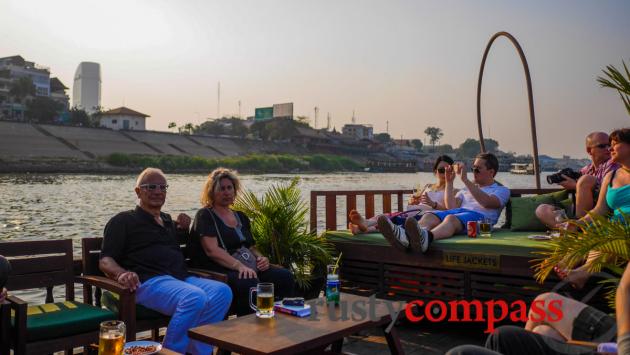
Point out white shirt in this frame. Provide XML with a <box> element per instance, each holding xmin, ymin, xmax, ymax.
<box><xmin>455</xmin><ymin>182</ymin><xmax>510</xmax><ymax>224</ymax></box>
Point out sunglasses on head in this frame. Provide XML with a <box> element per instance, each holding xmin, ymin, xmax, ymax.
<box><xmin>592</xmin><ymin>143</ymin><xmax>611</xmax><ymax>149</ymax></box>
<box><xmin>139</xmin><ymin>183</ymin><xmax>169</xmax><ymax>192</ymax></box>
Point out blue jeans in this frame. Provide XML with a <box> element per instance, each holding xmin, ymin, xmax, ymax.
<box><xmin>136</xmin><ymin>275</ymin><xmax>232</xmax><ymax>354</ymax></box>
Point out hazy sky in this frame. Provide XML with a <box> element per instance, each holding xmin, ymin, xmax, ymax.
<box><xmin>2</xmin><ymin>0</ymin><xmax>629</xmax><ymax>158</ymax></box>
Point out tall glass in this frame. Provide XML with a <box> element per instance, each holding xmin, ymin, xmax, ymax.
<box><xmin>479</xmin><ymin>218</ymin><xmax>492</xmax><ymax>238</ymax></box>
<box><xmin>98</xmin><ymin>320</ymin><xmax>125</xmax><ymax>355</ymax></box>
<box><xmin>326</xmin><ymin>264</ymin><xmax>340</xmax><ymax>305</ymax></box>
<box><xmin>250</xmin><ymin>282</ymin><xmax>274</xmax><ymax>318</ymax></box>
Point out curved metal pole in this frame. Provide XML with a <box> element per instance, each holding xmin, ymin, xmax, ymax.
<box><xmin>477</xmin><ymin>31</ymin><xmax>541</xmax><ymax>189</ymax></box>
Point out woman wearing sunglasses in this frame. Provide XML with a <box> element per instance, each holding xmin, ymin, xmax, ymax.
<box><xmin>348</xmin><ymin>155</ymin><xmax>456</xmax><ymax>234</ymax></box>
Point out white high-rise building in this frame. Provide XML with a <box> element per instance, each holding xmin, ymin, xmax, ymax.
<box><xmin>72</xmin><ymin>62</ymin><xmax>101</xmax><ymax>113</ymax></box>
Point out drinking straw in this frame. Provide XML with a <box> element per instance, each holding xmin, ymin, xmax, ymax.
<box><xmin>332</xmin><ymin>252</ymin><xmax>342</xmax><ymax>274</ymax></box>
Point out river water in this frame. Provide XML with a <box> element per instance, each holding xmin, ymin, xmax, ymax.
<box><xmin>0</xmin><ymin>172</ymin><xmax>548</xmax><ymax>303</ymax></box>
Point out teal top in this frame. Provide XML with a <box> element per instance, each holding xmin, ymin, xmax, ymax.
<box><xmin>606</xmin><ymin>179</ymin><xmax>630</xmax><ymax>219</ymax></box>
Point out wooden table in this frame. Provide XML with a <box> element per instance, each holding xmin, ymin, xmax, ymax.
<box><xmin>188</xmin><ymin>293</ymin><xmax>406</xmax><ymax>355</ymax></box>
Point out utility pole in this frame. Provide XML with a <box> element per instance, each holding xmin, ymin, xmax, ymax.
<box><xmin>386</xmin><ymin>120</ymin><xmax>389</xmax><ymax>134</ymax></box>
<box><xmin>217</xmin><ymin>81</ymin><xmax>221</xmax><ymax>119</ymax></box>
<box><xmin>352</xmin><ymin>109</ymin><xmax>356</xmax><ymax>124</ymax></box>
<box><xmin>314</xmin><ymin>106</ymin><xmax>319</xmax><ymax>129</ymax></box>
<box><xmin>327</xmin><ymin>112</ymin><xmax>331</xmax><ymax>130</ymax></box>
<box><xmin>238</xmin><ymin>100</ymin><xmax>242</xmax><ymax>119</ymax></box>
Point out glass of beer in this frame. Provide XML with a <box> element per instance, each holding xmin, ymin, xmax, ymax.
<box><xmin>249</xmin><ymin>282</ymin><xmax>274</xmax><ymax>318</ymax></box>
<box><xmin>479</xmin><ymin>218</ymin><xmax>492</xmax><ymax>238</ymax></box>
<box><xmin>98</xmin><ymin>320</ymin><xmax>125</xmax><ymax>355</ymax></box>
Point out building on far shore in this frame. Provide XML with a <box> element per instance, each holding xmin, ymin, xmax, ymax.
<box><xmin>342</xmin><ymin>124</ymin><xmax>373</xmax><ymax>140</ymax></box>
<box><xmin>0</xmin><ymin>55</ymin><xmax>69</xmax><ymax>119</ymax></box>
<box><xmin>99</xmin><ymin>106</ymin><xmax>149</xmax><ymax>130</ymax></box>
<box><xmin>72</xmin><ymin>62</ymin><xmax>101</xmax><ymax>113</ymax></box>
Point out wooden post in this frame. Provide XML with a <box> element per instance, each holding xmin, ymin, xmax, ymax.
<box><xmin>365</xmin><ymin>193</ymin><xmax>375</xmax><ymax>219</ymax></box>
<box><xmin>382</xmin><ymin>193</ymin><xmax>392</xmax><ymax>214</ymax></box>
<box><xmin>310</xmin><ymin>191</ymin><xmax>317</xmax><ymax>232</ymax></box>
<box><xmin>325</xmin><ymin>195</ymin><xmax>337</xmax><ymax>231</ymax></box>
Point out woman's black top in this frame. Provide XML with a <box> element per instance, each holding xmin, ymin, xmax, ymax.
<box><xmin>189</xmin><ymin>208</ymin><xmax>255</xmax><ymax>271</ymax></box>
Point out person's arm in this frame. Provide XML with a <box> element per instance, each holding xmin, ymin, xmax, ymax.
<box><xmin>99</xmin><ymin>214</ymin><xmax>140</xmax><ymax>291</ymax></box>
<box><xmin>99</xmin><ymin>256</ymin><xmax>140</xmax><ymax>291</ymax></box>
<box><xmin>580</xmin><ymin>172</ymin><xmax>613</xmax><ymax>225</ymax></box>
<box><xmin>199</xmin><ymin>236</ymin><xmax>256</xmax><ymax>278</ymax></box>
<box><xmin>617</xmin><ymin>263</ymin><xmax>630</xmax><ymax>337</ymax></box>
<box><xmin>239</xmin><ymin>213</ymin><xmax>270</xmax><ymax>271</ymax></box>
<box><xmin>456</xmin><ymin>163</ymin><xmax>502</xmax><ymax>209</ymax></box>
<box><xmin>0</xmin><ymin>287</ymin><xmax>6</xmax><ymax>303</ymax></box>
<box><xmin>444</xmin><ymin>165</ymin><xmax>461</xmax><ymax>209</ymax></box>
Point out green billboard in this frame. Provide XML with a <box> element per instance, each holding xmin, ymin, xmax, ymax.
<box><xmin>255</xmin><ymin>107</ymin><xmax>273</xmax><ymax>121</ymax></box>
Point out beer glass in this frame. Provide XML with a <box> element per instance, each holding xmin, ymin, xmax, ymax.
<box><xmin>249</xmin><ymin>282</ymin><xmax>274</xmax><ymax>318</ymax></box>
<box><xmin>479</xmin><ymin>218</ymin><xmax>492</xmax><ymax>238</ymax></box>
<box><xmin>98</xmin><ymin>320</ymin><xmax>125</xmax><ymax>355</ymax></box>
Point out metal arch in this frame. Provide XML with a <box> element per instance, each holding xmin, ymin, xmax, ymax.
<box><xmin>477</xmin><ymin>31</ymin><xmax>541</xmax><ymax>189</ymax></box>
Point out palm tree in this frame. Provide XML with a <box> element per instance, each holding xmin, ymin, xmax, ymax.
<box><xmin>597</xmin><ymin>60</ymin><xmax>630</xmax><ymax>117</ymax></box>
<box><xmin>424</xmin><ymin>126</ymin><xmax>444</xmax><ymax>151</ymax></box>
<box><xmin>234</xmin><ymin>177</ymin><xmax>333</xmax><ymax>289</ymax></box>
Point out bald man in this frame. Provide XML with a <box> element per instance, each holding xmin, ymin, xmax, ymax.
<box><xmin>536</xmin><ymin>132</ymin><xmax>618</xmax><ymax>228</ymax></box>
<box><xmin>99</xmin><ymin>168</ymin><xmax>232</xmax><ymax>354</ymax></box>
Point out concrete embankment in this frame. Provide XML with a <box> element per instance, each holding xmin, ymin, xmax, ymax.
<box><xmin>0</xmin><ymin>120</ymin><xmax>312</xmax><ymax>173</ymax></box>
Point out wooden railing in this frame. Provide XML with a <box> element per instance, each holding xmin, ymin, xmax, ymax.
<box><xmin>310</xmin><ymin>188</ymin><xmax>562</xmax><ymax>232</ymax></box>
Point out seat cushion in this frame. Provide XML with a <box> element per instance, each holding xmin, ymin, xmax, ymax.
<box><xmin>11</xmin><ymin>301</ymin><xmax>115</xmax><ymax>342</ymax></box>
<box><xmin>101</xmin><ymin>291</ymin><xmax>168</xmax><ymax>320</ymax></box>
<box><xmin>510</xmin><ymin>190</ymin><xmax>571</xmax><ymax>231</ymax></box>
<box><xmin>325</xmin><ymin>229</ymin><xmax>552</xmax><ymax>257</ymax></box>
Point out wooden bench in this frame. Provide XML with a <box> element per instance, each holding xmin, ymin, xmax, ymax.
<box><xmin>311</xmin><ymin>188</ymin><xmax>561</xmax><ymax>306</ymax></box>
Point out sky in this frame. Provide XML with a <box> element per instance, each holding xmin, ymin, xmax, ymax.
<box><xmin>1</xmin><ymin>0</ymin><xmax>629</xmax><ymax>158</ymax></box>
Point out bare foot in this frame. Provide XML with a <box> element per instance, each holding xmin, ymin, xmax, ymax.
<box><xmin>349</xmin><ymin>210</ymin><xmax>368</xmax><ymax>232</ymax></box>
<box><xmin>349</xmin><ymin>223</ymin><xmax>362</xmax><ymax>235</ymax></box>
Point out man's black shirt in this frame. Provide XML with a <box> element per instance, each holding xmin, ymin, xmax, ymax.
<box><xmin>101</xmin><ymin>206</ymin><xmax>188</xmax><ymax>282</ymax></box>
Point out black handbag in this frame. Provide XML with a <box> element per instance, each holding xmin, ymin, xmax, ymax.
<box><xmin>208</xmin><ymin>208</ymin><xmax>258</xmax><ymax>272</ymax></box>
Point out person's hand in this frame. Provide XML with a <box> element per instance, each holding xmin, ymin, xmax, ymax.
<box><xmin>445</xmin><ymin>165</ymin><xmax>456</xmax><ymax>183</ymax></box>
<box><xmin>256</xmin><ymin>256</ymin><xmax>270</xmax><ymax>271</ymax></box>
<box><xmin>455</xmin><ymin>163</ymin><xmax>468</xmax><ymax>182</ymax></box>
<box><xmin>419</xmin><ymin>193</ymin><xmax>436</xmax><ymax>208</ymax></box>
<box><xmin>0</xmin><ymin>287</ymin><xmax>7</xmax><ymax>303</ymax></box>
<box><xmin>116</xmin><ymin>271</ymin><xmax>141</xmax><ymax>292</ymax></box>
<box><xmin>176</xmin><ymin>213</ymin><xmax>191</xmax><ymax>230</ymax></box>
<box><xmin>408</xmin><ymin>194</ymin><xmax>421</xmax><ymax>206</ymax></box>
<box><xmin>558</xmin><ymin>175</ymin><xmax>577</xmax><ymax>190</ymax></box>
<box><xmin>237</xmin><ymin>264</ymin><xmax>257</xmax><ymax>279</ymax></box>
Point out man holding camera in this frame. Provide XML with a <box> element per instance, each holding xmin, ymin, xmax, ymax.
<box><xmin>536</xmin><ymin>131</ymin><xmax>618</xmax><ymax>227</ymax></box>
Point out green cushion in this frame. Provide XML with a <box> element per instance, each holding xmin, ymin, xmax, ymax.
<box><xmin>510</xmin><ymin>190</ymin><xmax>571</xmax><ymax>231</ymax></box>
<box><xmin>101</xmin><ymin>291</ymin><xmax>167</xmax><ymax>320</ymax></box>
<box><xmin>325</xmin><ymin>229</ymin><xmax>553</xmax><ymax>257</ymax></box>
<box><xmin>11</xmin><ymin>301</ymin><xmax>115</xmax><ymax>342</ymax></box>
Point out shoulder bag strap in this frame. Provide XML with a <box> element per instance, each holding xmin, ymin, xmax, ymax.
<box><xmin>206</xmin><ymin>208</ymin><xmax>228</xmax><ymax>250</ymax></box>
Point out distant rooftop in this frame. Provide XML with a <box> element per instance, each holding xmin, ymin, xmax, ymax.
<box><xmin>101</xmin><ymin>106</ymin><xmax>150</xmax><ymax>117</ymax></box>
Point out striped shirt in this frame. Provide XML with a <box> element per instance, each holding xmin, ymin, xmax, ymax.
<box><xmin>580</xmin><ymin>158</ymin><xmax>619</xmax><ymax>185</ymax></box>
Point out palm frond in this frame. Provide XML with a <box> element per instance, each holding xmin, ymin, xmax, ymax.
<box><xmin>597</xmin><ymin>60</ymin><xmax>630</xmax><ymax>116</ymax></box>
<box><xmin>533</xmin><ymin>212</ymin><xmax>630</xmax><ymax>309</ymax></box>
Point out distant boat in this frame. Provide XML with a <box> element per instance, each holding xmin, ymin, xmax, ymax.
<box><xmin>510</xmin><ymin>163</ymin><xmax>534</xmax><ymax>175</ymax></box>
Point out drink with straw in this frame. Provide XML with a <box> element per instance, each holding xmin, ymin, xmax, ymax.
<box><xmin>326</xmin><ymin>253</ymin><xmax>342</xmax><ymax>305</ymax></box>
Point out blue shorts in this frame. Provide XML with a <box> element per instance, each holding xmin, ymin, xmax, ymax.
<box><xmin>427</xmin><ymin>208</ymin><xmax>486</xmax><ymax>233</ymax></box>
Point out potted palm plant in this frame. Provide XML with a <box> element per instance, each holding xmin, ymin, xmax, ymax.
<box><xmin>234</xmin><ymin>177</ymin><xmax>334</xmax><ymax>298</ymax></box>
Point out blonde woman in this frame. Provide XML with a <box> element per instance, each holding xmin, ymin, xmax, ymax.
<box><xmin>188</xmin><ymin>168</ymin><xmax>294</xmax><ymax>316</ymax></box>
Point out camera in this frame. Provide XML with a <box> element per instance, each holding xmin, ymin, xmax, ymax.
<box><xmin>546</xmin><ymin>168</ymin><xmax>582</xmax><ymax>185</ymax></box>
